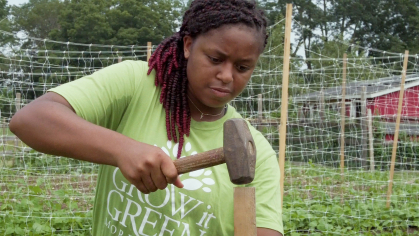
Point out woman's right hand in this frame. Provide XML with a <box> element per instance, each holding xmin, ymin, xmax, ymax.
<box><xmin>10</xmin><ymin>92</ymin><xmax>182</xmax><ymax>195</ymax></box>
<box><xmin>115</xmin><ymin>141</ymin><xmax>184</xmax><ymax>194</ymax></box>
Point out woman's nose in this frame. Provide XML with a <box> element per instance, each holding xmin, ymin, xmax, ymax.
<box><xmin>216</xmin><ymin>63</ymin><xmax>234</xmax><ymax>84</ymax></box>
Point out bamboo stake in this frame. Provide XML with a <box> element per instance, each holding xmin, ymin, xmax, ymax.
<box><xmin>319</xmin><ymin>90</ymin><xmax>325</xmax><ymax>148</ymax></box>
<box><xmin>367</xmin><ymin>109</ymin><xmax>375</xmax><ymax>171</ymax></box>
<box><xmin>361</xmin><ymin>87</ymin><xmax>368</xmax><ymax>168</ymax></box>
<box><xmin>386</xmin><ymin>50</ymin><xmax>409</xmax><ymax>208</ymax></box>
<box><xmin>258</xmin><ymin>94</ymin><xmax>263</xmax><ymax>131</ymax></box>
<box><xmin>258</xmin><ymin>94</ymin><xmax>263</xmax><ymax>123</ymax></box>
<box><xmin>319</xmin><ymin>90</ymin><xmax>325</xmax><ymax>120</ymax></box>
<box><xmin>340</xmin><ymin>54</ymin><xmax>347</xmax><ymax>176</ymax></box>
<box><xmin>2</xmin><ymin>117</ymin><xmax>5</xmax><ymax>155</ymax></box>
<box><xmin>147</xmin><ymin>42</ymin><xmax>152</xmax><ymax>62</ymax></box>
<box><xmin>15</xmin><ymin>93</ymin><xmax>21</xmax><ymax>112</ymax></box>
<box><xmin>340</xmin><ymin>54</ymin><xmax>347</xmax><ymax>204</ymax></box>
<box><xmin>279</xmin><ymin>3</ymin><xmax>293</xmax><ymax>208</ymax></box>
<box><xmin>234</xmin><ymin>187</ymin><xmax>256</xmax><ymax>236</ymax></box>
<box><xmin>14</xmin><ymin>93</ymin><xmax>21</xmax><ymax>155</ymax></box>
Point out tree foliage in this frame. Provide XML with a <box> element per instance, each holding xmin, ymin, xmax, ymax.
<box><xmin>270</xmin><ymin>0</ymin><xmax>419</xmax><ymax>56</ymax></box>
<box><xmin>50</xmin><ymin>0</ymin><xmax>183</xmax><ymax>46</ymax></box>
<box><xmin>11</xmin><ymin>0</ymin><xmax>63</xmax><ymax>41</ymax></box>
<box><xmin>10</xmin><ymin>0</ymin><xmax>183</xmax><ymax>48</ymax></box>
<box><xmin>2</xmin><ymin>0</ymin><xmax>418</xmax><ymax>97</ymax></box>
<box><xmin>7</xmin><ymin>0</ymin><xmax>419</xmax><ymax>54</ymax></box>
<box><xmin>0</xmin><ymin>0</ymin><xmax>14</xmax><ymax>51</ymax></box>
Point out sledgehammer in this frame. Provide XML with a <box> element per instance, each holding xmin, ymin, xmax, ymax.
<box><xmin>173</xmin><ymin>118</ymin><xmax>256</xmax><ymax>185</ymax></box>
<box><xmin>173</xmin><ymin>118</ymin><xmax>257</xmax><ymax>236</ymax></box>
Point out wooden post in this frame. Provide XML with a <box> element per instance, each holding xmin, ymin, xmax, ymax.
<box><xmin>257</xmin><ymin>94</ymin><xmax>263</xmax><ymax>131</ymax></box>
<box><xmin>319</xmin><ymin>90</ymin><xmax>325</xmax><ymax>120</ymax></box>
<box><xmin>278</xmin><ymin>3</ymin><xmax>293</xmax><ymax>208</ymax></box>
<box><xmin>118</xmin><ymin>56</ymin><xmax>122</xmax><ymax>63</ymax></box>
<box><xmin>319</xmin><ymin>90</ymin><xmax>325</xmax><ymax>148</ymax></box>
<box><xmin>2</xmin><ymin>117</ymin><xmax>5</xmax><ymax>155</ymax></box>
<box><xmin>386</xmin><ymin>50</ymin><xmax>409</xmax><ymax>208</ymax></box>
<box><xmin>360</xmin><ymin>86</ymin><xmax>368</xmax><ymax>169</ymax></box>
<box><xmin>147</xmin><ymin>42</ymin><xmax>152</xmax><ymax>62</ymax></box>
<box><xmin>15</xmin><ymin>93</ymin><xmax>21</xmax><ymax>112</ymax></box>
<box><xmin>234</xmin><ymin>187</ymin><xmax>256</xmax><ymax>236</ymax></box>
<box><xmin>14</xmin><ymin>93</ymin><xmax>21</xmax><ymax>155</ymax></box>
<box><xmin>367</xmin><ymin>109</ymin><xmax>375</xmax><ymax>171</ymax></box>
<box><xmin>340</xmin><ymin>54</ymin><xmax>347</xmax><ymax>175</ymax></box>
<box><xmin>340</xmin><ymin>54</ymin><xmax>347</xmax><ymax>203</ymax></box>
<box><xmin>309</xmin><ymin>104</ymin><xmax>314</xmax><ymax>121</ymax></box>
<box><xmin>258</xmin><ymin>94</ymin><xmax>263</xmax><ymax>122</ymax></box>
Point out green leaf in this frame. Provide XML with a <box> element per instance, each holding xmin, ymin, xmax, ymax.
<box><xmin>309</xmin><ymin>221</ymin><xmax>318</xmax><ymax>228</ymax></box>
<box><xmin>14</xmin><ymin>227</ymin><xmax>24</xmax><ymax>235</ymax></box>
<box><xmin>36</xmin><ymin>177</ymin><xmax>45</xmax><ymax>186</ymax></box>
<box><xmin>5</xmin><ymin>227</ymin><xmax>14</xmax><ymax>235</ymax></box>
<box><xmin>29</xmin><ymin>185</ymin><xmax>42</xmax><ymax>194</ymax></box>
<box><xmin>33</xmin><ymin>222</ymin><xmax>49</xmax><ymax>234</ymax></box>
<box><xmin>1</xmin><ymin>203</ymin><xmax>12</xmax><ymax>211</ymax></box>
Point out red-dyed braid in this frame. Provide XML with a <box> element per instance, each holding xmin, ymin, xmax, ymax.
<box><xmin>148</xmin><ymin>33</ymin><xmax>190</xmax><ymax>158</ymax></box>
<box><xmin>148</xmin><ymin>0</ymin><xmax>268</xmax><ymax>158</ymax></box>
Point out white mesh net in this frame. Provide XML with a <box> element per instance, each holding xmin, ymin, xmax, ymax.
<box><xmin>1</xmin><ymin>17</ymin><xmax>419</xmax><ymax>235</ymax></box>
<box><xmin>0</xmin><ymin>31</ymin><xmax>150</xmax><ymax>235</ymax></box>
<box><xmin>242</xmin><ymin>19</ymin><xmax>419</xmax><ymax>235</ymax></box>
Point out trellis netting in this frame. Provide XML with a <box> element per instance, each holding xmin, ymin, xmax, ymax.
<box><xmin>1</xmin><ymin>17</ymin><xmax>419</xmax><ymax>235</ymax></box>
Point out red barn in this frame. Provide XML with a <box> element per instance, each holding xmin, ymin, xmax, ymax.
<box><xmin>293</xmin><ymin>74</ymin><xmax>419</xmax><ymax>141</ymax></box>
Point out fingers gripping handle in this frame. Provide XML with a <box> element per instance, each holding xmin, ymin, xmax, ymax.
<box><xmin>173</xmin><ymin>147</ymin><xmax>225</xmax><ymax>174</ymax></box>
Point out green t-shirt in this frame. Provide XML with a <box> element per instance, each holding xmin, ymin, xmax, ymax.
<box><xmin>50</xmin><ymin>60</ymin><xmax>283</xmax><ymax>236</ymax></box>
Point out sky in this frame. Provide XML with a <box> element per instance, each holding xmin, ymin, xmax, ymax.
<box><xmin>8</xmin><ymin>0</ymin><xmax>29</xmax><ymax>6</ymax></box>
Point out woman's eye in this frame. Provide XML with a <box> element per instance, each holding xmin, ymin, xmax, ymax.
<box><xmin>208</xmin><ymin>56</ymin><xmax>220</xmax><ymax>63</ymax></box>
<box><xmin>237</xmin><ymin>65</ymin><xmax>250</xmax><ymax>72</ymax></box>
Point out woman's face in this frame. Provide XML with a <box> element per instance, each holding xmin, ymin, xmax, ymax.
<box><xmin>183</xmin><ymin>24</ymin><xmax>263</xmax><ymax>111</ymax></box>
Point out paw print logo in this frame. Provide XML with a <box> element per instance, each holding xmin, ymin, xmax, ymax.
<box><xmin>182</xmin><ymin>169</ymin><xmax>215</xmax><ymax>193</ymax></box>
<box><xmin>160</xmin><ymin>141</ymin><xmax>197</xmax><ymax>158</ymax></box>
<box><xmin>156</xmin><ymin>141</ymin><xmax>216</xmax><ymax>193</ymax></box>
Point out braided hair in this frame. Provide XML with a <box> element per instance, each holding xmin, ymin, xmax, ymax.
<box><xmin>148</xmin><ymin>0</ymin><xmax>268</xmax><ymax>158</ymax></box>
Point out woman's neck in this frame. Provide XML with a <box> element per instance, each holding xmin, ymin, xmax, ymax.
<box><xmin>187</xmin><ymin>94</ymin><xmax>227</xmax><ymax>122</ymax></box>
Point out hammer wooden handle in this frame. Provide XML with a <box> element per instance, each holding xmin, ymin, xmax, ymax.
<box><xmin>173</xmin><ymin>147</ymin><xmax>225</xmax><ymax>174</ymax></box>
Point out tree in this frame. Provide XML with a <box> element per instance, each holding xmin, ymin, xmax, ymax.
<box><xmin>258</xmin><ymin>0</ymin><xmax>419</xmax><ymax>83</ymax></box>
<box><xmin>261</xmin><ymin>1</ymin><xmax>328</xmax><ymax>65</ymax></box>
<box><xmin>0</xmin><ymin>0</ymin><xmax>15</xmax><ymax>79</ymax></box>
<box><xmin>0</xmin><ymin>0</ymin><xmax>19</xmax><ymax>118</ymax></box>
<box><xmin>11</xmin><ymin>0</ymin><xmax>64</xmax><ymax>47</ymax></box>
<box><xmin>50</xmin><ymin>0</ymin><xmax>183</xmax><ymax>46</ymax></box>
<box><xmin>0</xmin><ymin>0</ymin><xmax>7</xmax><ymax>26</ymax></box>
<box><xmin>0</xmin><ymin>0</ymin><xmax>16</xmax><ymax>52</ymax></box>
<box><xmin>5</xmin><ymin>0</ymin><xmax>184</xmax><ymax>101</ymax></box>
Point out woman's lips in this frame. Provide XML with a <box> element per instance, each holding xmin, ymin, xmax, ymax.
<box><xmin>210</xmin><ymin>87</ymin><xmax>231</xmax><ymax>97</ymax></box>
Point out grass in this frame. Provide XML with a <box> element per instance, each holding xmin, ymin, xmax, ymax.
<box><xmin>0</xmin><ymin>138</ymin><xmax>31</xmax><ymax>168</ymax></box>
<box><xmin>0</xmin><ymin>152</ymin><xmax>97</xmax><ymax>235</ymax></box>
<box><xmin>0</xmin><ymin>153</ymin><xmax>418</xmax><ymax>235</ymax></box>
<box><xmin>282</xmin><ymin>162</ymin><xmax>419</xmax><ymax>235</ymax></box>
<box><xmin>0</xmin><ymin>171</ymin><xmax>95</xmax><ymax>235</ymax></box>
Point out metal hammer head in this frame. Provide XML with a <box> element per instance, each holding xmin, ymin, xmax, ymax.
<box><xmin>223</xmin><ymin>118</ymin><xmax>256</xmax><ymax>185</ymax></box>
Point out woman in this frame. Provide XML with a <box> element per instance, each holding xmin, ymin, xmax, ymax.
<box><xmin>10</xmin><ymin>0</ymin><xmax>284</xmax><ymax>235</ymax></box>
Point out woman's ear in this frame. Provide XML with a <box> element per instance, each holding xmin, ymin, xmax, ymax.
<box><xmin>183</xmin><ymin>35</ymin><xmax>193</xmax><ymax>59</ymax></box>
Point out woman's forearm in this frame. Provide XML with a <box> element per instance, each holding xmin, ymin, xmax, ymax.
<box><xmin>9</xmin><ymin>93</ymin><xmax>133</xmax><ymax>167</ymax></box>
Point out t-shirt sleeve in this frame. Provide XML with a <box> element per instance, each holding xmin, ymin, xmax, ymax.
<box><xmin>48</xmin><ymin>60</ymin><xmax>145</xmax><ymax>131</ymax></box>
<box><xmin>247</xmin><ymin>131</ymin><xmax>284</xmax><ymax>234</ymax></box>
